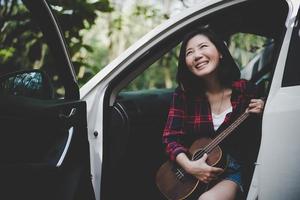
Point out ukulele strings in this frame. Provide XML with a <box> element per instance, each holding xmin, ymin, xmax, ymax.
<box><xmin>192</xmin><ymin>112</ymin><xmax>249</xmax><ymax>161</ymax></box>
<box><xmin>204</xmin><ymin>112</ymin><xmax>249</xmax><ymax>153</ymax></box>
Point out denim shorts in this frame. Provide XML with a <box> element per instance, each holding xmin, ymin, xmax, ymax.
<box><xmin>220</xmin><ymin>154</ymin><xmax>243</xmax><ymax>192</ymax></box>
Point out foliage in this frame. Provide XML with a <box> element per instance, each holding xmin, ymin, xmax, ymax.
<box><xmin>48</xmin><ymin>0</ymin><xmax>113</xmax><ymax>87</ymax></box>
<box><xmin>81</xmin><ymin>0</ymin><xmax>171</xmax><ymax>88</ymax></box>
<box><xmin>125</xmin><ymin>45</ymin><xmax>180</xmax><ymax>91</ymax></box>
<box><xmin>0</xmin><ymin>0</ymin><xmax>270</xmax><ymax>94</ymax></box>
<box><xmin>0</xmin><ymin>1</ymin><xmax>33</xmax><ymax>73</ymax></box>
<box><xmin>0</xmin><ymin>0</ymin><xmax>113</xmax><ymax>94</ymax></box>
<box><xmin>229</xmin><ymin>33</ymin><xmax>268</xmax><ymax>68</ymax></box>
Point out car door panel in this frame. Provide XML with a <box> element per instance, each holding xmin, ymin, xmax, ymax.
<box><xmin>0</xmin><ymin>0</ymin><xmax>95</xmax><ymax>199</ymax></box>
<box><xmin>0</xmin><ymin>95</ymin><xmax>93</xmax><ymax>200</ymax></box>
<box><xmin>253</xmin><ymin>5</ymin><xmax>300</xmax><ymax>199</ymax></box>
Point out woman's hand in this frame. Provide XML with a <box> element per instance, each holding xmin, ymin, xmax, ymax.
<box><xmin>185</xmin><ymin>153</ymin><xmax>224</xmax><ymax>183</ymax></box>
<box><xmin>247</xmin><ymin>98</ymin><xmax>265</xmax><ymax>114</ymax></box>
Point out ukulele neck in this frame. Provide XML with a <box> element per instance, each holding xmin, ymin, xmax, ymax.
<box><xmin>204</xmin><ymin>111</ymin><xmax>250</xmax><ymax>153</ymax></box>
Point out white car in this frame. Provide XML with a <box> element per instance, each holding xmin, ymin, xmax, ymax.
<box><xmin>1</xmin><ymin>0</ymin><xmax>299</xmax><ymax>200</ymax></box>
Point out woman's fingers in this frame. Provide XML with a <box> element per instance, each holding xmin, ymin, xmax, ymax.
<box><xmin>249</xmin><ymin>99</ymin><xmax>264</xmax><ymax>107</ymax></box>
<box><xmin>202</xmin><ymin>167</ymin><xmax>223</xmax><ymax>181</ymax></box>
<box><xmin>198</xmin><ymin>174</ymin><xmax>217</xmax><ymax>183</ymax></box>
<box><xmin>211</xmin><ymin>166</ymin><xmax>224</xmax><ymax>174</ymax></box>
<box><xmin>248</xmin><ymin>98</ymin><xmax>265</xmax><ymax>114</ymax></box>
<box><xmin>200</xmin><ymin>153</ymin><xmax>208</xmax><ymax>162</ymax></box>
<box><xmin>198</xmin><ymin>167</ymin><xmax>223</xmax><ymax>183</ymax></box>
<box><xmin>194</xmin><ymin>154</ymin><xmax>224</xmax><ymax>183</ymax></box>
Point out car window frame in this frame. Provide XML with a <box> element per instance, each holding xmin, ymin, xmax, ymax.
<box><xmin>22</xmin><ymin>0</ymin><xmax>79</xmax><ymax>100</ymax></box>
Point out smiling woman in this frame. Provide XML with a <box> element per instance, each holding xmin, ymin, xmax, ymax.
<box><xmin>158</xmin><ymin>26</ymin><xmax>264</xmax><ymax>200</ymax></box>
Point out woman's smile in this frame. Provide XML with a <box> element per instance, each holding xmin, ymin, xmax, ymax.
<box><xmin>195</xmin><ymin>61</ymin><xmax>209</xmax><ymax>69</ymax></box>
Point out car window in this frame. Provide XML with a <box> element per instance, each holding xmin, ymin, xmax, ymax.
<box><xmin>282</xmin><ymin>9</ymin><xmax>300</xmax><ymax>87</ymax></box>
<box><xmin>0</xmin><ymin>0</ymin><xmax>65</xmax><ymax>98</ymax></box>
<box><xmin>124</xmin><ymin>45</ymin><xmax>180</xmax><ymax>91</ymax></box>
<box><xmin>229</xmin><ymin>33</ymin><xmax>273</xmax><ymax>81</ymax></box>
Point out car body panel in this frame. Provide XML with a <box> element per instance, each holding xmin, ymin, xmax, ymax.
<box><xmin>247</xmin><ymin>1</ymin><xmax>300</xmax><ymax>199</ymax></box>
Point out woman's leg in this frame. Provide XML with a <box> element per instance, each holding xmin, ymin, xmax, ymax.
<box><xmin>198</xmin><ymin>180</ymin><xmax>240</xmax><ymax>200</ymax></box>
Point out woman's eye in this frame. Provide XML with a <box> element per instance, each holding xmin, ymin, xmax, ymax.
<box><xmin>200</xmin><ymin>44</ymin><xmax>207</xmax><ymax>48</ymax></box>
<box><xmin>186</xmin><ymin>51</ymin><xmax>192</xmax><ymax>56</ymax></box>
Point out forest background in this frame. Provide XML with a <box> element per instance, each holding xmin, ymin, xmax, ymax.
<box><xmin>0</xmin><ymin>0</ymin><xmax>267</xmax><ymax>92</ymax></box>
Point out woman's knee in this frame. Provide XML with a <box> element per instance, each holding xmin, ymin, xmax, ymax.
<box><xmin>198</xmin><ymin>191</ymin><xmax>216</xmax><ymax>200</ymax></box>
<box><xmin>197</xmin><ymin>180</ymin><xmax>239</xmax><ymax>200</ymax></box>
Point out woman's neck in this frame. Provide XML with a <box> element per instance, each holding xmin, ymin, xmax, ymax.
<box><xmin>203</xmin><ymin>74</ymin><xmax>223</xmax><ymax>94</ymax></box>
<box><xmin>204</xmin><ymin>77</ymin><xmax>232</xmax><ymax>115</ymax></box>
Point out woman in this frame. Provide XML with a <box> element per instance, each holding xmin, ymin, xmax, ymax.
<box><xmin>163</xmin><ymin>27</ymin><xmax>264</xmax><ymax>200</ymax></box>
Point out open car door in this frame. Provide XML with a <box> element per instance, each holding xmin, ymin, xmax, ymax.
<box><xmin>0</xmin><ymin>0</ymin><xmax>94</xmax><ymax>199</ymax></box>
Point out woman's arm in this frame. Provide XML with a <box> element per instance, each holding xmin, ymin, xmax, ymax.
<box><xmin>163</xmin><ymin>89</ymin><xmax>188</xmax><ymax>161</ymax></box>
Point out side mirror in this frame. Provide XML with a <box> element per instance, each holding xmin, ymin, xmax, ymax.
<box><xmin>0</xmin><ymin>70</ymin><xmax>54</xmax><ymax>99</ymax></box>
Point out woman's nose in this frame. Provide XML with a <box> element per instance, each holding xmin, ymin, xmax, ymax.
<box><xmin>194</xmin><ymin>50</ymin><xmax>203</xmax><ymax>60</ymax></box>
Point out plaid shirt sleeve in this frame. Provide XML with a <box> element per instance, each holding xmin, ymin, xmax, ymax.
<box><xmin>245</xmin><ymin>80</ymin><xmax>262</xmax><ymax>99</ymax></box>
<box><xmin>231</xmin><ymin>79</ymin><xmax>262</xmax><ymax>112</ymax></box>
<box><xmin>163</xmin><ymin>88</ymin><xmax>188</xmax><ymax>161</ymax></box>
<box><xmin>241</xmin><ymin>79</ymin><xmax>262</xmax><ymax>100</ymax></box>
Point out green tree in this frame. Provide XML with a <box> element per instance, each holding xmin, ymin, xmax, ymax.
<box><xmin>229</xmin><ymin>33</ymin><xmax>268</xmax><ymax>68</ymax></box>
<box><xmin>82</xmin><ymin>0</ymin><xmax>172</xmax><ymax>88</ymax></box>
<box><xmin>0</xmin><ymin>0</ymin><xmax>113</xmax><ymax>90</ymax></box>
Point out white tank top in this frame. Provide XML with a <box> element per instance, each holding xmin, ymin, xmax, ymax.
<box><xmin>212</xmin><ymin>106</ymin><xmax>233</xmax><ymax>131</ymax></box>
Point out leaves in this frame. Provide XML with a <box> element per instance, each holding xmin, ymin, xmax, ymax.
<box><xmin>1</xmin><ymin>0</ymin><xmax>270</xmax><ymax>93</ymax></box>
<box><xmin>229</xmin><ymin>33</ymin><xmax>268</xmax><ymax>67</ymax></box>
<box><xmin>93</xmin><ymin>1</ymin><xmax>114</xmax><ymax>12</ymax></box>
<box><xmin>0</xmin><ymin>0</ymin><xmax>113</xmax><ymax>94</ymax></box>
<box><xmin>0</xmin><ymin>47</ymin><xmax>15</xmax><ymax>63</ymax></box>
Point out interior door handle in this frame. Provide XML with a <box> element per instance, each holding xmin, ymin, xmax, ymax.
<box><xmin>56</xmin><ymin>126</ymin><xmax>74</xmax><ymax>167</ymax></box>
<box><xmin>59</xmin><ymin>108</ymin><xmax>76</xmax><ymax>119</ymax></box>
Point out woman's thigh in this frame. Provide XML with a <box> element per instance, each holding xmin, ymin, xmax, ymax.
<box><xmin>198</xmin><ymin>180</ymin><xmax>240</xmax><ymax>200</ymax></box>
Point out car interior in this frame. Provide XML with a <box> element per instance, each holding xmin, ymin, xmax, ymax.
<box><xmin>101</xmin><ymin>0</ymin><xmax>288</xmax><ymax>199</ymax></box>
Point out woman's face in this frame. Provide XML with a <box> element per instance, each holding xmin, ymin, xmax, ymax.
<box><xmin>185</xmin><ymin>34</ymin><xmax>222</xmax><ymax>78</ymax></box>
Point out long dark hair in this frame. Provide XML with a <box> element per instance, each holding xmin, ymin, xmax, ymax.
<box><xmin>176</xmin><ymin>26</ymin><xmax>240</xmax><ymax>95</ymax></box>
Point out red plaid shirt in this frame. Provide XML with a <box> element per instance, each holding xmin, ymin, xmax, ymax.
<box><xmin>163</xmin><ymin>79</ymin><xmax>259</xmax><ymax>161</ymax></box>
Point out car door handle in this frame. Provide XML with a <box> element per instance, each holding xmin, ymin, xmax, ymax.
<box><xmin>59</xmin><ymin>108</ymin><xmax>77</xmax><ymax>119</ymax></box>
<box><xmin>56</xmin><ymin>126</ymin><xmax>74</xmax><ymax>167</ymax></box>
